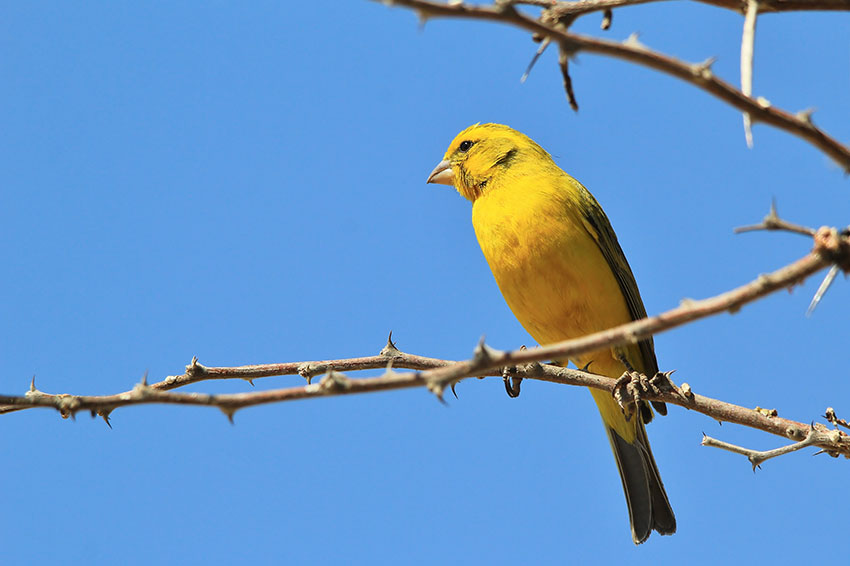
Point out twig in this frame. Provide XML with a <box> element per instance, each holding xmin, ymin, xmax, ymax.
<box><xmin>824</xmin><ymin>407</ymin><xmax>850</xmax><ymax>431</ymax></box>
<box><xmin>386</xmin><ymin>0</ymin><xmax>850</xmax><ymax>171</ymax></box>
<box><xmin>702</xmin><ymin>427</ymin><xmax>828</xmax><ymax>470</ymax></box>
<box><xmin>558</xmin><ymin>42</ymin><xmax>579</xmax><ymax>110</ymax></box>
<box><xmin>806</xmin><ymin>264</ymin><xmax>840</xmax><ymax>315</ymax></box>
<box><xmin>734</xmin><ymin>200</ymin><xmax>817</xmax><ymax>236</ymax></box>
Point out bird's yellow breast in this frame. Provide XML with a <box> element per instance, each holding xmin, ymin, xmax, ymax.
<box><xmin>471</xmin><ymin>175</ymin><xmax>635</xmax><ymax>377</ymax></box>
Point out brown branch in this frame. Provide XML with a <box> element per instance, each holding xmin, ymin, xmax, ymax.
<box><xmin>3</xmin><ymin>343</ymin><xmax>848</xmax><ymax>458</ymax></box>
<box><xmin>702</xmin><ymin>427</ymin><xmax>830</xmax><ymax>470</ymax></box>
<box><xmin>383</xmin><ymin>0</ymin><xmax>850</xmax><ymax>171</ymax></box>
<box><xmin>694</xmin><ymin>0</ymin><xmax>850</xmax><ymax>13</ymax></box>
<box><xmin>521</xmin><ymin>0</ymin><xmax>850</xmax><ymax>18</ymax></box>
<box><xmin>734</xmin><ymin>200</ymin><xmax>818</xmax><ymax>236</ymax></box>
<box><xmin>3</xmin><ymin>223</ymin><xmax>849</xmax><ymax>461</ymax></box>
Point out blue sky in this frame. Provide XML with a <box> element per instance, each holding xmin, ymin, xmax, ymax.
<box><xmin>2</xmin><ymin>2</ymin><xmax>848</xmax><ymax>564</ymax></box>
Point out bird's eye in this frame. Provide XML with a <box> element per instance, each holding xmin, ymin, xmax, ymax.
<box><xmin>459</xmin><ymin>140</ymin><xmax>474</xmax><ymax>152</ymax></box>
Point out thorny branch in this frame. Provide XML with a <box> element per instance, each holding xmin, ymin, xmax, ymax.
<box><xmin>3</xmin><ymin>219</ymin><xmax>850</xmax><ymax>463</ymax></box>
<box><xmin>381</xmin><ymin>0</ymin><xmax>850</xmax><ymax>171</ymax></box>
<box><xmin>701</xmin><ymin>428</ymin><xmax>827</xmax><ymax>470</ymax></box>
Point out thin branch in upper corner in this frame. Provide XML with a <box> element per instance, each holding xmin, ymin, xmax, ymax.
<box><xmin>382</xmin><ymin>0</ymin><xmax>850</xmax><ymax>172</ymax></box>
<box><xmin>740</xmin><ymin>0</ymin><xmax>759</xmax><ymax>148</ymax></box>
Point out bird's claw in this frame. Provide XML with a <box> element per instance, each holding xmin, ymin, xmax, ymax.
<box><xmin>613</xmin><ymin>371</ymin><xmax>644</xmax><ymax>420</ymax></box>
<box><xmin>503</xmin><ymin>371</ymin><xmax>522</xmax><ymax>398</ymax></box>
<box><xmin>613</xmin><ymin>369</ymin><xmax>681</xmax><ymax>420</ymax></box>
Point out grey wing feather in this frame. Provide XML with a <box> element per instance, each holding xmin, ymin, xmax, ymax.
<box><xmin>575</xmin><ymin>184</ymin><xmax>666</xmax><ymax>416</ymax></box>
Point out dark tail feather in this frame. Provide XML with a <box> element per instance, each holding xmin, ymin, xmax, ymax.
<box><xmin>605</xmin><ymin>423</ymin><xmax>676</xmax><ymax>544</ymax></box>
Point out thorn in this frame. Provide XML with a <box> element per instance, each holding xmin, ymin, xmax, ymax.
<box><xmin>451</xmin><ymin>381</ymin><xmax>459</xmax><ymax>399</ymax></box>
<box><xmin>580</xmin><ymin>361</ymin><xmax>594</xmax><ymax>373</ymax></box>
<box><xmin>557</xmin><ymin>43</ymin><xmax>579</xmax><ymax>111</ymax></box>
<box><xmin>220</xmin><ymin>407</ymin><xmax>236</xmax><ymax>424</ymax></box>
<box><xmin>244</xmin><ymin>378</ymin><xmax>255</xmax><ymax>387</ymax></box>
<box><xmin>472</xmin><ymin>336</ymin><xmax>503</xmax><ymax>366</ymax></box>
<box><xmin>141</xmin><ymin>371</ymin><xmax>149</xmax><ymax>387</ymax></box>
<box><xmin>319</xmin><ymin>369</ymin><xmax>351</xmax><ymax>391</ymax></box>
<box><xmin>99</xmin><ymin>410</ymin><xmax>113</xmax><ymax>429</ymax></box>
<box><xmin>30</xmin><ymin>376</ymin><xmax>37</xmax><ymax>393</ymax></box>
<box><xmin>600</xmin><ymin>8</ymin><xmax>612</xmax><ymax>30</ymax></box>
<box><xmin>796</xmin><ymin>107</ymin><xmax>816</xmax><ymax>126</ymax></box>
<box><xmin>806</xmin><ymin>264</ymin><xmax>839</xmax><ymax>316</ymax></box>
<box><xmin>426</xmin><ymin>379</ymin><xmax>448</xmax><ymax>406</ymax></box>
<box><xmin>380</xmin><ymin>331</ymin><xmax>401</xmax><ymax>358</ymax></box>
<box><xmin>768</xmin><ymin>197</ymin><xmax>778</xmax><ymax>220</ymax></box>
<box><xmin>186</xmin><ymin>356</ymin><xmax>204</xmax><ymax>377</ymax></box>
<box><xmin>298</xmin><ymin>363</ymin><xmax>317</xmax><ymax>385</ymax></box>
<box><xmin>416</xmin><ymin>9</ymin><xmax>429</xmax><ymax>30</ymax></box>
<box><xmin>692</xmin><ymin>56</ymin><xmax>716</xmax><ymax>80</ymax></box>
<box><xmin>623</xmin><ymin>32</ymin><xmax>644</xmax><ymax>49</ymax></box>
<box><xmin>520</xmin><ymin>37</ymin><xmax>550</xmax><ymax>83</ymax></box>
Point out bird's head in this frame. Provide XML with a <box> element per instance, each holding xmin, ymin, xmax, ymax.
<box><xmin>426</xmin><ymin>123</ymin><xmax>552</xmax><ymax>201</ymax></box>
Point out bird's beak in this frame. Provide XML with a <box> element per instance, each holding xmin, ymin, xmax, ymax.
<box><xmin>426</xmin><ymin>159</ymin><xmax>455</xmax><ymax>186</ymax></box>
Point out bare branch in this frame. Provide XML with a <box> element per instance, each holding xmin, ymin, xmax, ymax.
<box><xmin>734</xmin><ymin>200</ymin><xmax>817</xmax><ymax>236</ymax></box>
<box><xmin>694</xmin><ymin>0</ymin><xmax>850</xmax><ymax>13</ymax></box>
<box><xmin>386</xmin><ymin>0</ymin><xmax>850</xmax><ymax>171</ymax></box>
<box><xmin>3</xmin><ymin>221</ymin><xmax>849</xmax><ymax>461</ymax></box>
<box><xmin>702</xmin><ymin>427</ymin><xmax>828</xmax><ymax>470</ymax></box>
<box><xmin>4</xmin><ymin>344</ymin><xmax>849</xmax><ymax>458</ymax></box>
<box><xmin>526</xmin><ymin>0</ymin><xmax>850</xmax><ymax>18</ymax></box>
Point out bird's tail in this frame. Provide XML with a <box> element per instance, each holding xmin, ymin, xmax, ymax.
<box><xmin>604</xmin><ymin>418</ymin><xmax>676</xmax><ymax>544</ymax></box>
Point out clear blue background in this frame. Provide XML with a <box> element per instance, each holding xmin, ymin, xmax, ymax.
<box><xmin>2</xmin><ymin>2</ymin><xmax>848</xmax><ymax>564</ymax></box>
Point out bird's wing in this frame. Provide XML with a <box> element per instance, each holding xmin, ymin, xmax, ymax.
<box><xmin>573</xmin><ymin>182</ymin><xmax>665</xmax><ymax>416</ymax></box>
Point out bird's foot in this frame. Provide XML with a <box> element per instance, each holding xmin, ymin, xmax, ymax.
<box><xmin>613</xmin><ymin>370</ymin><xmax>682</xmax><ymax>419</ymax></box>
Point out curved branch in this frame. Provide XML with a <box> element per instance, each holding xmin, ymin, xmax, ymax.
<box><xmin>383</xmin><ymin>0</ymin><xmax>850</xmax><ymax>171</ymax></box>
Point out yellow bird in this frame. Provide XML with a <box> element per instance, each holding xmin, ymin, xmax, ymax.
<box><xmin>427</xmin><ymin>123</ymin><xmax>675</xmax><ymax>544</ymax></box>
